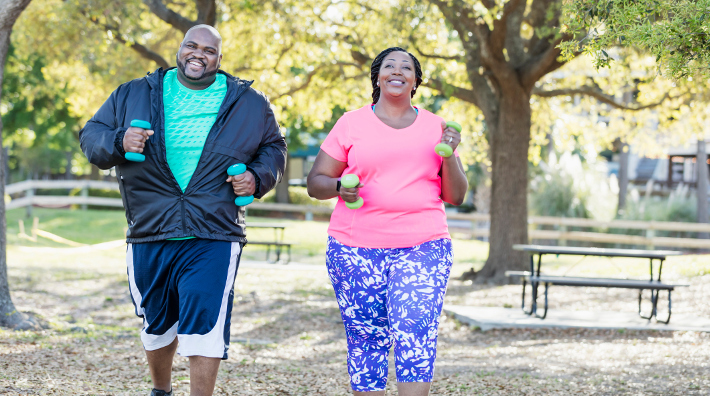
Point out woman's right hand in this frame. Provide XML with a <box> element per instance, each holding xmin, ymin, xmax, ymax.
<box><xmin>339</xmin><ymin>182</ymin><xmax>363</xmax><ymax>203</ymax></box>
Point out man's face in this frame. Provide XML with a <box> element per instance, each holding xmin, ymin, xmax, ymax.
<box><xmin>176</xmin><ymin>28</ymin><xmax>222</xmax><ymax>86</ymax></box>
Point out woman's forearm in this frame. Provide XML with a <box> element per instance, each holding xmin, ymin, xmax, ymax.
<box><xmin>440</xmin><ymin>156</ymin><xmax>468</xmax><ymax>205</ymax></box>
<box><xmin>306</xmin><ymin>174</ymin><xmax>339</xmax><ymax>200</ymax></box>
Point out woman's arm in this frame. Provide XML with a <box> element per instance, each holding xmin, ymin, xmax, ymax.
<box><xmin>438</xmin><ymin>121</ymin><xmax>469</xmax><ymax>205</ymax></box>
<box><xmin>306</xmin><ymin>150</ymin><xmax>362</xmax><ymax>204</ymax></box>
<box><xmin>441</xmin><ymin>155</ymin><xmax>468</xmax><ymax>205</ymax></box>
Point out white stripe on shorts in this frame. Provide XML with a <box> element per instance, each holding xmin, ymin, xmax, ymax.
<box><xmin>177</xmin><ymin>241</ymin><xmax>241</xmax><ymax>358</ymax></box>
<box><xmin>127</xmin><ymin>243</ymin><xmax>179</xmax><ymax>351</ymax></box>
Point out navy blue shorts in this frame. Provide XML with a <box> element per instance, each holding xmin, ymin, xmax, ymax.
<box><xmin>127</xmin><ymin>239</ymin><xmax>243</xmax><ymax>359</ymax></box>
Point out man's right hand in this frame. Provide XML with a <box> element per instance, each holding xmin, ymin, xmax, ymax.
<box><xmin>123</xmin><ymin>126</ymin><xmax>154</xmax><ymax>153</ymax></box>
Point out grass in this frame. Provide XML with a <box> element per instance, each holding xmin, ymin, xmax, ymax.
<box><xmin>3</xmin><ymin>208</ymin><xmax>710</xmax><ymax>395</ymax></box>
<box><xmin>5</xmin><ymin>207</ymin><xmax>710</xmax><ymax>278</ymax></box>
<box><xmin>6</xmin><ymin>208</ymin><xmax>491</xmax><ymax>270</ymax></box>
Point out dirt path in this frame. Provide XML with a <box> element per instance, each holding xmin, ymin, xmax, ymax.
<box><xmin>1</xmin><ymin>247</ymin><xmax>709</xmax><ymax>395</ymax></box>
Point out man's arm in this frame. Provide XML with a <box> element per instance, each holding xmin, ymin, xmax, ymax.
<box><xmin>246</xmin><ymin>101</ymin><xmax>287</xmax><ymax>198</ymax></box>
<box><xmin>79</xmin><ymin>87</ymin><xmax>129</xmax><ymax>170</ymax></box>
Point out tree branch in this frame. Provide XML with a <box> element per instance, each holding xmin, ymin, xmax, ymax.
<box><xmin>525</xmin><ymin>0</ymin><xmax>555</xmax><ymax>52</ymax></box>
<box><xmin>84</xmin><ymin>14</ymin><xmax>170</xmax><ymax>68</ymax></box>
<box><xmin>195</xmin><ymin>0</ymin><xmax>216</xmax><ymax>26</ymax></box>
<box><xmin>143</xmin><ymin>0</ymin><xmax>197</xmax><ymax>33</ymax></box>
<box><xmin>532</xmin><ymin>86</ymin><xmax>678</xmax><ymax>111</ymax></box>
<box><xmin>273</xmin><ymin>62</ymin><xmax>362</xmax><ymax>100</ymax></box>
<box><xmin>0</xmin><ymin>0</ymin><xmax>31</xmax><ymax>30</ymax></box>
<box><xmin>114</xmin><ymin>33</ymin><xmax>170</xmax><ymax>68</ymax></box>
<box><xmin>423</xmin><ymin>78</ymin><xmax>480</xmax><ymax>108</ymax></box>
<box><xmin>409</xmin><ymin>34</ymin><xmax>461</xmax><ymax>61</ymax></box>
<box><xmin>503</xmin><ymin>0</ymin><xmax>527</xmax><ymax>67</ymax></box>
<box><xmin>426</xmin><ymin>0</ymin><xmax>499</xmax><ymax>119</ymax></box>
<box><xmin>489</xmin><ymin>0</ymin><xmax>524</xmax><ymax>63</ymax></box>
<box><xmin>520</xmin><ymin>38</ymin><xmax>565</xmax><ymax>90</ymax></box>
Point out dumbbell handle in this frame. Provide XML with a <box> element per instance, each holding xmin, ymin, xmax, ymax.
<box><xmin>340</xmin><ymin>174</ymin><xmax>363</xmax><ymax>210</ymax></box>
<box><xmin>124</xmin><ymin>119</ymin><xmax>151</xmax><ymax>162</ymax></box>
<box><xmin>434</xmin><ymin>121</ymin><xmax>461</xmax><ymax>158</ymax></box>
<box><xmin>227</xmin><ymin>164</ymin><xmax>255</xmax><ymax>206</ymax></box>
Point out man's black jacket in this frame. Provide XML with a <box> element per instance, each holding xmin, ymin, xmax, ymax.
<box><xmin>79</xmin><ymin>67</ymin><xmax>287</xmax><ymax>243</ymax></box>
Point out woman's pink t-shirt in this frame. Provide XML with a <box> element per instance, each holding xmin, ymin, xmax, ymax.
<box><xmin>320</xmin><ymin>105</ymin><xmax>457</xmax><ymax>248</ymax></box>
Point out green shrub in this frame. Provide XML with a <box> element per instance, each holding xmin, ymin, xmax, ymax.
<box><xmin>529</xmin><ymin>152</ymin><xmax>616</xmax><ymax>220</ymax></box>
<box><xmin>618</xmin><ymin>184</ymin><xmax>697</xmax><ymax>238</ymax></box>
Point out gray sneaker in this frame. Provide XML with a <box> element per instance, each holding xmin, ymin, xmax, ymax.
<box><xmin>150</xmin><ymin>389</ymin><xmax>172</xmax><ymax>396</ymax></box>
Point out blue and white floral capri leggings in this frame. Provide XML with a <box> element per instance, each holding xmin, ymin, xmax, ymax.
<box><xmin>326</xmin><ymin>236</ymin><xmax>454</xmax><ymax>392</ymax></box>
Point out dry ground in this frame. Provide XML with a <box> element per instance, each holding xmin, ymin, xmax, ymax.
<box><xmin>1</xmin><ymin>242</ymin><xmax>710</xmax><ymax>395</ymax></box>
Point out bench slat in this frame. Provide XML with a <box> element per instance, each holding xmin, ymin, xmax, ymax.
<box><xmin>505</xmin><ymin>271</ymin><xmax>688</xmax><ymax>289</ymax></box>
<box><xmin>247</xmin><ymin>241</ymin><xmax>296</xmax><ymax>246</ymax></box>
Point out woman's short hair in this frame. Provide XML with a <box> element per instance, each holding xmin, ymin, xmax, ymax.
<box><xmin>370</xmin><ymin>47</ymin><xmax>423</xmax><ymax>104</ymax></box>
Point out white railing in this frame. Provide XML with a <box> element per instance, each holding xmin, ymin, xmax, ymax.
<box><xmin>6</xmin><ymin>180</ymin><xmax>710</xmax><ymax>249</ymax></box>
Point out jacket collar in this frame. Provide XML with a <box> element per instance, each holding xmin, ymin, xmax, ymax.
<box><xmin>145</xmin><ymin>67</ymin><xmax>254</xmax><ymax>96</ymax></box>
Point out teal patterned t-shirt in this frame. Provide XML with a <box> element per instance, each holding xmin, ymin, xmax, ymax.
<box><xmin>163</xmin><ymin>69</ymin><xmax>227</xmax><ymax>192</ymax></box>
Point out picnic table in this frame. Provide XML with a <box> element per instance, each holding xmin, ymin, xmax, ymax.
<box><xmin>247</xmin><ymin>222</ymin><xmax>294</xmax><ymax>263</ymax></box>
<box><xmin>505</xmin><ymin>244</ymin><xmax>687</xmax><ymax>324</ymax></box>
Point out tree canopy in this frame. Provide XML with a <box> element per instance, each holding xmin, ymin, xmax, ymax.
<box><xmin>4</xmin><ymin>0</ymin><xmax>710</xmax><ymax>282</ymax></box>
<box><xmin>561</xmin><ymin>0</ymin><xmax>710</xmax><ymax>79</ymax></box>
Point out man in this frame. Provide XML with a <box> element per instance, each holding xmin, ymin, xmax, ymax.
<box><xmin>79</xmin><ymin>25</ymin><xmax>287</xmax><ymax>396</ymax></box>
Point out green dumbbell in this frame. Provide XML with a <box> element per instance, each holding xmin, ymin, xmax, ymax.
<box><xmin>434</xmin><ymin>121</ymin><xmax>462</xmax><ymax>158</ymax></box>
<box><xmin>340</xmin><ymin>174</ymin><xmax>364</xmax><ymax>210</ymax></box>
<box><xmin>124</xmin><ymin>119</ymin><xmax>152</xmax><ymax>162</ymax></box>
<box><xmin>227</xmin><ymin>163</ymin><xmax>255</xmax><ymax>206</ymax></box>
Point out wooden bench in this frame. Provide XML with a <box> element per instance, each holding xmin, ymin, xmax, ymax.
<box><xmin>505</xmin><ymin>245</ymin><xmax>688</xmax><ymax>324</ymax></box>
<box><xmin>246</xmin><ymin>222</ymin><xmax>295</xmax><ymax>263</ymax></box>
<box><xmin>246</xmin><ymin>241</ymin><xmax>295</xmax><ymax>264</ymax></box>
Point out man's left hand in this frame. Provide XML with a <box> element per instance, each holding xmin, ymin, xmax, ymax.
<box><xmin>226</xmin><ymin>171</ymin><xmax>256</xmax><ymax>196</ymax></box>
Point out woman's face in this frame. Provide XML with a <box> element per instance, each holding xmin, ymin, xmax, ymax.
<box><xmin>377</xmin><ymin>51</ymin><xmax>416</xmax><ymax>100</ymax></box>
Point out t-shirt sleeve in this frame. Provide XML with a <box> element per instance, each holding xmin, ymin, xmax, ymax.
<box><xmin>320</xmin><ymin>116</ymin><xmax>350</xmax><ymax>163</ymax></box>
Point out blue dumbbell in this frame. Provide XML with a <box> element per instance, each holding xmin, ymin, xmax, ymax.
<box><xmin>227</xmin><ymin>164</ymin><xmax>255</xmax><ymax>206</ymax></box>
<box><xmin>124</xmin><ymin>119</ymin><xmax>151</xmax><ymax>162</ymax></box>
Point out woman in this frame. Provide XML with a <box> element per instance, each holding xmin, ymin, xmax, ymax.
<box><xmin>306</xmin><ymin>47</ymin><xmax>468</xmax><ymax>396</ymax></box>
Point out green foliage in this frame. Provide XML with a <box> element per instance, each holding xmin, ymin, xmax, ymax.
<box><xmin>612</xmin><ymin>185</ymin><xmax>697</xmax><ymax>239</ymax></box>
<box><xmin>561</xmin><ymin>0</ymin><xmax>710</xmax><ymax>79</ymax></box>
<box><xmin>529</xmin><ymin>152</ymin><xmax>616</xmax><ymax>220</ymax></box>
<box><xmin>1</xmin><ymin>45</ymin><xmax>84</xmax><ymax>181</ymax></box>
<box><xmin>621</xmin><ymin>185</ymin><xmax>697</xmax><ymax>223</ymax></box>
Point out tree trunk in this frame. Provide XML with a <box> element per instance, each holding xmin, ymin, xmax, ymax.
<box><xmin>0</xmin><ymin>0</ymin><xmax>40</xmax><ymax>330</ymax></box>
<box><xmin>275</xmin><ymin>156</ymin><xmax>290</xmax><ymax>203</ymax></box>
<box><xmin>697</xmin><ymin>139</ymin><xmax>709</xmax><ymax>239</ymax></box>
<box><xmin>472</xmin><ymin>92</ymin><xmax>531</xmax><ymax>283</ymax></box>
<box><xmin>64</xmin><ymin>151</ymin><xmax>73</xmax><ymax>179</ymax></box>
<box><xmin>90</xmin><ymin>164</ymin><xmax>100</xmax><ymax>180</ymax></box>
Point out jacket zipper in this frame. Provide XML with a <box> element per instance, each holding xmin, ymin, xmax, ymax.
<box><xmin>152</xmin><ymin>68</ymin><xmax>188</xmax><ymax>236</ymax></box>
<box><xmin>150</xmin><ymin>69</ymin><xmax>251</xmax><ymax>237</ymax></box>
<box><xmin>183</xmin><ymin>79</ymin><xmax>253</xmax><ymax>195</ymax></box>
<box><xmin>180</xmin><ymin>195</ymin><xmax>186</xmax><ymax>236</ymax></box>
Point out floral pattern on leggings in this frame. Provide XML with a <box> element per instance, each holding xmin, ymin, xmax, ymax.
<box><xmin>326</xmin><ymin>236</ymin><xmax>453</xmax><ymax>392</ymax></box>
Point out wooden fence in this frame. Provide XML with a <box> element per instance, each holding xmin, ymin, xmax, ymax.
<box><xmin>6</xmin><ymin>180</ymin><xmax>710</xmax><ymax>250</ymax></box>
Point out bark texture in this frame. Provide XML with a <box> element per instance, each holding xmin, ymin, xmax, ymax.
<box><xmin>424</xmin><ymin>0</ymin><xmax>565</xmax><ymax>283</ymax></box>
<box><xmin>0</xmin><ymin>0</ymin><xmax>40</xmax><ymax>329</ymax></box>
<box><xmin>476</xmin><ymin>92</ymin><xmax>531</xmax><ymax>282</ymax></box>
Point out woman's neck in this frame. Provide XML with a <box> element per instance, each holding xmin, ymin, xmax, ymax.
<box><xmin>374</xmin><ymin>96</ymin><xmax>415</xmax><ymax>118</ymax></box>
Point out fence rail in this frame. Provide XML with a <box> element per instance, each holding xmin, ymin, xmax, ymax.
<box><xmin>6</xmin><ymin>180</ymin><xmax>710</xmax><ymax>250</ymax></box>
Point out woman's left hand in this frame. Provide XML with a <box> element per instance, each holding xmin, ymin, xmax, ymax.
<box><xmin>440</xmin><ymin>121</ymin><xmax>461</xmax><ymax>152</ymax></box>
